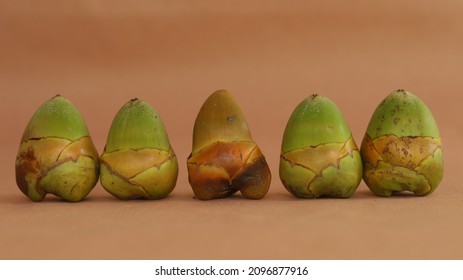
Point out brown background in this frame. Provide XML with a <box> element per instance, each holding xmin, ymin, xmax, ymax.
<box><xmin>1</xmin><ymin>0</ymin><xmax>462</xmax><ymax>259</ymax></box>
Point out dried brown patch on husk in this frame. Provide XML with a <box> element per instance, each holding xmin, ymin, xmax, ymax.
<box><xmin>361</xmin><ymin>134</ymin><xmax>441</xmax><ymax>169</ymax></box>
<box><xmin>187</xmin><ymin>141</ymin><xmax>271</xmax><ymax>200</ymax></box>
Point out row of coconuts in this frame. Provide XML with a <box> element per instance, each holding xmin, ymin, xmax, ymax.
<box><xmin>15</xmin><ymin>89</ymin><xmax>443</xmax><ymax>202</ymax></box>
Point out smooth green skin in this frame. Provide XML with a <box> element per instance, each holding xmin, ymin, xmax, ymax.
<box><xmin>280</xmin><ymin>94</ymin><xmax>362</xmax><ymax>198</ymax></box>
<box><xmin>101</xmin><ymin>98</ymin><xmax>177</xmax><ymax>199</ymax></box>
<box><xmin>105</xmin><ymin>98</ymin><xmax>171</xmax><ymax>152</ymax></box>
<box><xmin>100</xmin><ymin>153</ymin><xmax>178</xmax><ymax>199</ymax></box>
<box><xmin>282</xmin><ymin>94</ymin><xmax>352</xmax><ymax>153</ymax></box>
<box><xmin>366</xmin><ymin>89</ymin><xmax>440</xmax><ymax>139</ymax></box>
<box><xmin>32</xmin><ymin>156</ymin><xmax>99</xmax><ymax>202</ymax></box>
<box><xmin>363</xmin><ymin>89</ymin><xmax>443</xmax><ymax>196</ymax></box>
<box><xmin>21</xmin><ymin>95</ymin><xmax>89</xmax><ymax>142</ymax></box>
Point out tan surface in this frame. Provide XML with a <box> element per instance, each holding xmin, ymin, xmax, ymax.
<box><xmin>1</xmin><ymin>1</ymin><xmax>462</xmax><ymax>259</ymax></box>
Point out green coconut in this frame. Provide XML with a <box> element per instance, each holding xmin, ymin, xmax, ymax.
<box><xmin>100</xmin><ymin>98</ymin><xmax>178</xmax><ymax>200</ymax></box>
<box><xmin>15</xmin><ymin>95</ymin><xmax>99</xmax><ymax>202</ymax></box>
<box><xmin>280</xmin><ymin>94</ymin><xmax>362</xmax><ymax>198</ymax></box>
<box><xmin>361</xmin><ymin>89</ymin><xmax>443</xmax><ymax>196</ymax></box>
